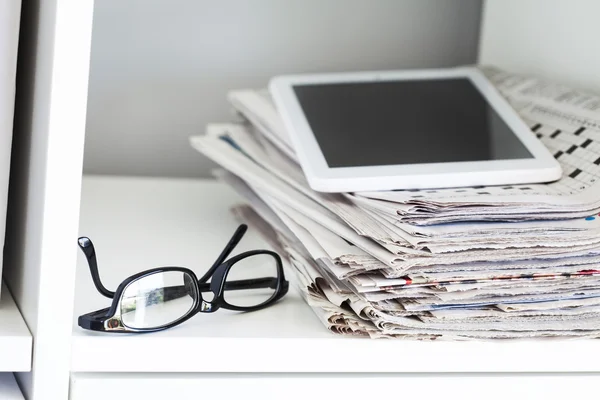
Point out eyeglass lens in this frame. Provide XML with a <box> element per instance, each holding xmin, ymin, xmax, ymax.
<box><xmin>120</xmin><ymin>271</ymin><xmax>198</xmax><ymax>330</ymax></box>
<box><xmin>223</xmin><ymin>253</ymin><xmax>279</xmax><ymax>307</ymax></box>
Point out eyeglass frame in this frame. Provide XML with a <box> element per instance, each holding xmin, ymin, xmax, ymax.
<box><xmin>77</xmin><ymin>224</ymin><xmax>289</xmax><ymax>333</ymax></box>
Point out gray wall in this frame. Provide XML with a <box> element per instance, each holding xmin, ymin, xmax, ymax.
<box><xmin>84</xmin><ymin>0</ymin><xmax>483</xmax><ymax>178</ymax></box>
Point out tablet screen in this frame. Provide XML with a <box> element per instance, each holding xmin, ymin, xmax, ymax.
<box><xmin>292</xmin><ymin>78</ymin><xmax>533</xmax><ymax>168</ymax></box>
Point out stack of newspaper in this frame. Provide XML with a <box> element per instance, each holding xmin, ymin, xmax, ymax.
<box><xmin>191</xmin><ymin>67</ymin><xmax>600</xmax><ymax>339</ymax></box>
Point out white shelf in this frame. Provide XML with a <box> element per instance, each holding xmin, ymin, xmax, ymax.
<box><xmin>71</xmin><ymin>176</ymin><xmax>331</xmax><ymax>373</ymax></box>
<box><xmin>0</xmin><ymin>283</ymin><xmax>32</xmax><ymax>372</ymax></box>
<box><xmin>0</xmin><ymin>373</ymin><xmax>24</xmax><ymax>400</ymax></box>
<box><xmin>69</xmin><ymin>372</ymin><xmax>600</xmax><ymax>400</ymax></box>
<box><xmin>71</xmin><ymin>176</ymin><xmax>600</xmax><ymax>373</ymax></box>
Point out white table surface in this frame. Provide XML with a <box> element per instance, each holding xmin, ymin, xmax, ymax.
<box><xmin>71</xmin><ymin>176</ymin><xmax>600</xmax><ymax>373</ymax></box>
<box><xmin>0</xmin><ymin>283</ymin><xmax>32</xmax><ymax>372</ymax></box>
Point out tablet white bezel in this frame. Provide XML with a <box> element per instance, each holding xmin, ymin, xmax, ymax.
<box><xmin>269</xmin><ymin>67</ymin><xmax>562</xmax><ymax>193</ymax></box>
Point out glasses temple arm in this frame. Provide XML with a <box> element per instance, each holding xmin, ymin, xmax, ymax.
<box><xmin>201</xmin><ymin>277</ymin><xmax>279</xmax><ymax>292</ymax></box>
<box><xmin>198</xmin><ymin>224</ymin><xmax>248</xmax><ymax>283</ymax></box>
<box><xmin>159</xmin><ymin>277</ymin><xmax>280</xmax><ymax>302</ymax></box>
<box><xmin>77</xmin><ymin>237</ymin><xmax>115</xmax><ymax>299</ymax></box>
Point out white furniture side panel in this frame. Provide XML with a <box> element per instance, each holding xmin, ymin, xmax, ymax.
<box><xmin>0</xmin><ymin>0</ymin><xmax>21</xmax><ymax>292</ymax></box>
<box><xmin>0</xmin><ymin>283</ymin><xmax>32</xmax><ymax>372</ymax></box>
<box><xmin>4</xmin><ymin>0</ymin><xmax>94</xmax><ymax>399</ymax></box>
<box><xmin>479</xmin><ymin>0</ymin><xmax>600</xmax><ymax>92</ymax></box>
<box><xmin>0</xmin><ymin>374</ymin><xmax>25</xmax><ymax>400</ymax></box>
<box><xmin>70</xmin><ymin>373</ymin><xmax>600</xmax><ymax>400</ymax></box>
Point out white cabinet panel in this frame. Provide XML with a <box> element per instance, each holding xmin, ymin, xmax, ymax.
<box><xmin>0</xmin><ymin>0</ymin><xmax>21</xmax><ymax>292</ymax></box>
<box><xmin>0</xmin><ymin>374</ymin><xmax>25</xmax><ymax>400</ymax></box>
<box><xmin>480</xmin><ymin>0</ymin><xmax>600</xmax><ymax>91</ymax></box>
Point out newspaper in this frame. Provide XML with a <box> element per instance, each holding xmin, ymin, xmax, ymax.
<box><xmin>191</xmin><ymin>130</ymin><xmax>600</xmax><ymax>337</ymax></box>
<box><xmin>192</xmin><ymin>67</ymin><xmax>600</xmax><ymax>339</ymax></box>
<box><xmin>233</xmin><ymin>197</ymin><xmax>600</xmax><ymax>339</ymax></box>
<box><xmin>193</xmin><ymin>124</ymin><xmax>600</xmax><ymax>270</ymax></box>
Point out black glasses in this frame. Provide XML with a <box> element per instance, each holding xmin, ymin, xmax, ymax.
<box><xmin>77</xmin><ymin>224</ymin><xmax>289</xmax><ymax>333</ymax></box>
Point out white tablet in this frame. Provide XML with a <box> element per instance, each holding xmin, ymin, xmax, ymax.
<box><xmin>269</xmin><ymin>67</ymin><xmax>562</xmax><ymax>193</ymax></box>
